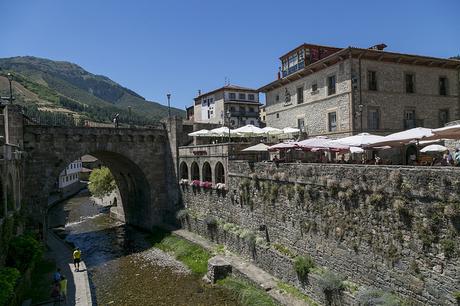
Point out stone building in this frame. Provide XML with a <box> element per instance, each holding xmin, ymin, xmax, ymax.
<box><xmin>259</xmin><ymin>43</ymin><xmax>460</xmax><ymax>138</ymax></box>
<box><xmin>192</xmin><ymin>85</ymin><xmax>261</xmax><ymax>128</ymax></box>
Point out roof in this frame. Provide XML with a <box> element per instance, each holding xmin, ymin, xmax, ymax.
<box><xmin>278</xmin><ymin>43</ymin><xmax>342</xmax><ymax>60</ymax></box>
<box><xmin>194</xmin><ymin>84</ymin><xmax>258</xmax><ymax>101</ymax></box>
<box><xmin>259</xmin><ymin>46</ymin><xmax>460</xmax><ymax>92</ymax></box>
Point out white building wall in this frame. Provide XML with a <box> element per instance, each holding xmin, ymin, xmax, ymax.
<box><xmin>58</xmin><ymin>159</ymin><xmax>82</xmax><ymax>189</ymax></box>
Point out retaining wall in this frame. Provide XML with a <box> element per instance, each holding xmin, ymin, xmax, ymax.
<box><xmin>180</xmin><ymin>161</ymin><xmax>460</xmax><ymax>305</ymax></box>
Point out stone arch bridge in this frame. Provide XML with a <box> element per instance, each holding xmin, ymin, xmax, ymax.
<box><xmin>22</xmin><ymin>122</ymin><xmax>181</xmax><ymax>230</ymax></box>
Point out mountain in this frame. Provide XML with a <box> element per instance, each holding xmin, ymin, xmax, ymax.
<box><xmin>0</xmin><ymin>56</ymin><xmax>184</xmax><ymax>126</ymax></box>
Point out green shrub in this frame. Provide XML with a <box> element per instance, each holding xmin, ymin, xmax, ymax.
<box><xmin>453</xmin><ymin>291</ymin><xmax>460</xmax><ymax>302</ymax></box>
<box><xmin>317</xmin><ymin>270</ymin><xmax>345</xmax><ymax>296</ymax></box>
<box><xmin>356</xmin><ymin>287</ymin><xmax>402</xmax><ymax>306</ymax></box>
<box><xmin>176</xmin><ymin>209</ymin><xmax>188</xmax><ymax>221</ymax></box>
<box><xmin>0</xmin><ymin>267</ymin><xmax>20</xmax><ymax>306</ymax></box>
<box><xmin>272</xmin><ymin>243</ymin><xmax>296</xmax><ymax>258</ymax></box>
<box><xmin>294</xmin><ymin>255</ymin><xmax>315</xmax><ymax>280</ymax></box>
<box><xmin>441</xmin><ymin>239</ymin><xmax>456</xmax><ymax>258</ymax></box>
<box><xmin>7</xmin><ymin>233</ymin><xmax>43</xmax><ymax>272</ymax></box>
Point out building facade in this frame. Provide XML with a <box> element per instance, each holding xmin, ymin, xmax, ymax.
<box><xmin>193</xmin><ymin>85</ymin><xmax>261</xmax><ymax>128</ymax></box>
<box><xmin>260</xmin><ymin>44</ymin><xmax>460</xmax><ymax>138</ymax></box>
<box><xmin>58</xmin><ymin>159</ymin><xmax>82</xmax><ymax>190</ymax></box>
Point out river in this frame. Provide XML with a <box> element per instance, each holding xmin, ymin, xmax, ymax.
<box><xmin>48</xmin><ymin>190</ymin><xmax>240</xmax><ymax>305</ymax></box>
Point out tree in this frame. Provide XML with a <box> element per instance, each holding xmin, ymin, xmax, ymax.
<box><xmin>88</xmin><ymin>167</ymin><xmax>116</xmax><ymax>198</ymax></box>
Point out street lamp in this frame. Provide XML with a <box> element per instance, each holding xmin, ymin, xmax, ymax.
<box><xmin>226</xmin><ymin>110</ymin><xmax>231</xmax><ymax>143</ymax></box>
<box><xmin>167</xmin><ymin>93</ymin><xmax>171</xmax><ymax>120</ymax></box>
<box><xmin>7</xmin><ymin>73</ymin><xmax>13</xmax><ymax>104</ymax></box>
<box><xmin>358</xmin><ymin>104</ymin><xmax>364</xmax><ymax>133</ymax></box>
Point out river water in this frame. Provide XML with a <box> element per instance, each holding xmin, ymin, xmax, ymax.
<box><xmin>49</xmin><ymin>191</ymin><xmax>239</xmax><ymax>306</ymax></box>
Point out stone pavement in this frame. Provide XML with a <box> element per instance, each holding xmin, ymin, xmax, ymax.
<box><xmin>46</xmin><ymin>231</ymin><xmax>93</xmax><ymax>306</ymax></box>
<box><xmin>173</xmin><ymin>229</ymin><xmax>316</xmax><ymax>306</ymax></box>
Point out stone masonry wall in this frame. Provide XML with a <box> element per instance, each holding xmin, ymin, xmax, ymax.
<box><xmin>180</xmin><ymin>161</ymin><xmax>460</xmax><ymax>305</ymax></box>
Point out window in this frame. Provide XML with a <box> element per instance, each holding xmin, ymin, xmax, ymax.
<box><xmin>276</xmin><ymin>113</ymin><xmax>280</xmax><ymax>119</ymax></box>
<box><xmin>276</xmin><ymin>94</ymin><xmax>280</xmax><ymax>102</ymax></box>
<box><xmin>327</xmin><ymin>75</ymin><xmax>336</xmax><ymax>95</ymax></box>
<box><xmin>368</xmin><ymin>71</ymin><xmax>377</xmax><ymax>91</ymax></box>
<box><xmin>297</xmin><ymin>118</ymin><xmax>305</xmax><ymax>132</ymax></box>
<box><xmin>439</xmin><ymin>109</ymin><xmax>449</xmax><ymax>127</ymax></box>
<box><xmin>439</xmin><ymin>77</ymin><xmax>448</xmax><ymax>96</ymax></box>
<box><xmin>296</xmin><ymin>86</ymin><xmax>304</xmax><ymax>104</ymax></box>
<box><xmin>405</xmin><ymin>73</ymin><xmax>415</xmax><ymax>93</ymax></box>
<box><xmin>230</xmin><ymin>120</ymin><xmax>235</xmax><ymax>126</ymax></box>
<box><xmin>328</xmin><ymin>112</ymin><xmax>337</xmax><ymax>132</ymax></box>
<box><xmin>248</xmin><ymin>94</ymin><xmax>255</xmax><ymax>101</ymax></box>
<box><xmin>249</xmin><ymin>107</ymin><xmax>255</xmax><ymax>113</ymax></box>
<box><xmin>404</xmin><ymin>109</ymin><xmax>416</xmax><ymax>129</ymax></box>
<box><xmin>229</xmin><ymin>93</ymin><xmax>236</xmax><ymax>100</ymax></box>
<box><xmin>238</xmin><ymin>93</ymin><xmax>246</xmax><ymax>100</ymax></box>
<box><xmin>368</xmin><ymin>108</ymin><xmax>380</xmax><ymax>130</ymax></box>
<box><xmin>207</xmin><ymin>110</ymin><xmax>210</xmax><ymax>119</ymax></box>
<box><xmin>250</xmin><ymin>120</ymin><xmax>254</xmax><ymax>125</ymax></box>
<box><xmin>230</xmin><ymin>106</ymin><xmax>235</xmax><ymax>112</ymax></box>
<box><xmin>311</xmin><ymin>82</ymin><xmax>318</xmax><ymax>92</ymax></box>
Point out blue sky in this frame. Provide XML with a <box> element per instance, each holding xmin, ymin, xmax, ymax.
<box><xmin>1</xmin><ymin>0</ymin><xmax>459</xmax><ymax>110</ymax></box>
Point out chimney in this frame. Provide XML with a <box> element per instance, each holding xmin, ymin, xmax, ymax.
<box><xmin>369</xmin><ymin>43</ymin><xmax>387</xmax><ymax>51</ymax></box>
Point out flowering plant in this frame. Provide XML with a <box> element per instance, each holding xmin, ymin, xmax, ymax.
<box><xmin>200</xmin><ymin>181</ymin><xmax>213</xmax><ymax>189</ymax></box>
<box><xmin>191</xmin><ymin>180</ymin><xmax>201</xmax><ymax>187</ymax></box>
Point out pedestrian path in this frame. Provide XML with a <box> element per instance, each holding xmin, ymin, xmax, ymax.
<box><xmin>46</xmin><ymin>231</ymin><xmax>93</xmax><ymax>306</ymax></box>
<box><xmin>173</xmin><ymin>229</ymin><xmax>316</xmax><ymax>306</ymax></box>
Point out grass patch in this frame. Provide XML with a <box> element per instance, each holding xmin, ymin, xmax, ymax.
<box><xmin>277</xmin><ymin>281</ymin><xmax>319</xmax><ymax>306</ymax></box>
<box><xmin>148</xmin><ymin>227</ymin><xmax>210</xmax><ymax>275</ymax></box>
<box><xmin>24</xmin><ymin>258</ymin><xmax>56</xmax><ymax>303</ymax></box>
<box><xmin>217</xmin><ymin>277</ymin><xmax>277</xmax><ymax>306</ymax></box>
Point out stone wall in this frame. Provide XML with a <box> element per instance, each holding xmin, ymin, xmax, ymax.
<box><xmin>180</xmin><ymin>161</ymin><xmax>460</xmax><ymax>305</ymax></box>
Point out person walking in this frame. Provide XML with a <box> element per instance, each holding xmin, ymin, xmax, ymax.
<box><xmin>50</xmin><ymin>281</ymin><xmax>61</xmax><ymax>305</ymax></box>
<box><xmin>60</xmin><ymin>276</ymin><xmax>68</xmax><ymax>304</ymax></box>
<box><xmin>73</xmin><ymin>248</ymin><xmax>81</xmax><ymax>272</ymax></box>
<box><xmin>53</xmin><ymin>268</ymin><xmax>62</xmax><ymax>284</ymax></box>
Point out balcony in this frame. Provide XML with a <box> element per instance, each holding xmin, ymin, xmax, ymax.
<box><xmin>179</xmin><ymin>143</ymin><xmax>254</xmax><ymax>160</ymax></box>
<box><xmin>230</xmin><ymin>110</ymin><xmax>259</xmax><ymax>117</ymax></box>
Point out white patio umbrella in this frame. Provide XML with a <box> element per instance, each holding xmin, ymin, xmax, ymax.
<box><xmin>349</xmin><ymin>147</ymin><xmax>365</xmax><ymax>153</ymax></box>
<box><xmin>242</xmin><ymin>143</ymin><xmax>270</xmax><ymax>152</ymax></box>
<box><xmin>268</xmin><ymin>141</ymin><xmax>297</xmax><ymax>151</ymax></box>
<box><xmin>233</xmin><ymin>124</ymin><xmax>264</xmax><ymax>136</ymax></box>
<box><xmin>259</xmin><ymin>127</ymin><xmax>283</xmax><ymax>135</ymax></box>
<box><xmin>330</xmin><ymin>133</ymin><xmax>384</xmax><ymax>147</ymax></box>
<box><xmin>366</xmin><ymin>127</ymin><xmax>434</xmax><ymax>147</ymax></box>
<box><xmin>430</xmin><ymin>124</ymin><xmax>460</xmax><ymax>140</ymax></box>
<box><xmin>420</xmin><ymin>144</ymin><xmax>448</xmax><ymax>153</ymax></box>
<box><xmin>282</xmin><ymin>127</ymin><xmax>300</xmax><ymax>134</ymax></box>
<box><xmin>188</xmin><ymin>129</ymin><xmax>210</xmax><ymax>137</ymax></box>
<box><xmin>209</xmin><ymin>127</ymin><xmax>239</xmax><ymax>137</ymax></box>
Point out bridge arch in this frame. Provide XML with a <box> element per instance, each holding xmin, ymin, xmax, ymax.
<box><xmin>191</xmin><ymin>162</ymin><xmax>200</xmax><ymax>180</ymax></box>
<box><xmin>179</xmin><ymin>162</ymin><xmax>189</xmax><ymax>180</ymax></box>
<box><xmin>202</xmin><ymin>162</ymin><xmax>212</xmax><ymax>182</ymax></box>
<box><xmin>215</xmin><ymin>162</ymin><xmax>225</xmax><ymax>184</ymax></box>
<box><xmin>23</xmin><ymin>126</ymin><xmax>172</xmax><ymax>230</ymax></box>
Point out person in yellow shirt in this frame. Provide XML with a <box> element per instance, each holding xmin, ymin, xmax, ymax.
<box><xmin>73</xmin><ymin>248</ymin><xmax>81</xmax><ymax>272</ymax></box>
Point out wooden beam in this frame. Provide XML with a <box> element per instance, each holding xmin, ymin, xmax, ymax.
<box><xmin>309</xmin><ymin>69</ymin><xmax>314</xmax><ymax>73</ymax></box>
<box><xmin>377</xmin><ymin>54</ymin><xmax>384</xmax><ymax>61</ymax></box>
<box><xmin>322</xmin><ymin>62</ymin><xmax>328</xmax><ymax>68</ymax></box>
